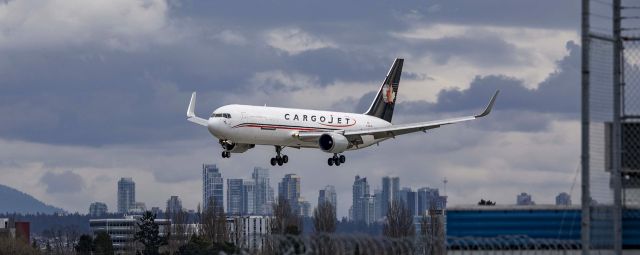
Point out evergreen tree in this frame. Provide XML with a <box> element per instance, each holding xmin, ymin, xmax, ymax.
<box><xmin>30</xmin><ymin>239</ymin><xmax>37</xmax><ymax>250</ymax></box>
<box><xmin>94</xmin><ymin>231</ymin><xmax>114</xmax><ymax>255</ymax></box>
<box><xmin>134</xmin><ymin>211</ymin><xmax>168</xmax><ymax>255</ymax></box>
<box><xmin>75</xmin><ymin>234</ymin><xmax>94</xmax><ymax>255</ymax></box>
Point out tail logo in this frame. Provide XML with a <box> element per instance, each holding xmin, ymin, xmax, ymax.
<box><xmin>382</xmin><ymin>84</ymin><xmax>396</xmax><ymax>104</ymax></box>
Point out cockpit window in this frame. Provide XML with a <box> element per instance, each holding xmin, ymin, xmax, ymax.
<box><xmin>211</xmin><ymin>113</ymin><xmax>231</xmax><ymax>118</ymax></box>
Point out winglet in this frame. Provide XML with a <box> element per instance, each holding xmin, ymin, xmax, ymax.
<box><xmin>187</xmin><ymin>92</ymin><xmax>197</xmax><ymax>118</ymax></box>
<box><xmin>475</xmin><ymin>90</ymin><xmax>499</xmax><ymax>118</ymax></box>
<box><xmin>186</xmin><ymin>92</ymin><xmax>208</xmax><ymax>127</ymax></box>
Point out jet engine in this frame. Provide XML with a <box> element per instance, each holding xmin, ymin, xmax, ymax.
<box><xmin>222</xmin><ymin>141</ymin><xmax>255</xmax><ymax>153</ymax></box>
<box><xmin>318</xmin><ymin>133</ymin><xmax>349</xmax><ymax>153</ymax></box>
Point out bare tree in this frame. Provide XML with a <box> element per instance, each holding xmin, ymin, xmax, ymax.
<box><xmin>43</xmin><ymin>226</ymin><xmax>66</xmax><ymax>255</ymax></box>
<box><xmin>311</xmin><ymin>202</ymin><xmax>338</xmax><ymax>255</ymax></box>
<box><xmin>165</xmin><ymin>209</ymin><xmax>189</xmax><ymax>254</ymax></box>
<box><xmin>271</xmin><ymin>199</ymin><xmax>302</xmax><ymax>235</ymax></box>
<box><xmin>383</xmin><ymin>199</ymin><xmax>415</xmax><ymax>238</ymax></box>
<box><xmin>418</xmin><ymin>200</ymin><xmax>446</xmax><ymax>255</ymax></box>
<box><xmin>313</xmin><ymin>202</ymin><xmax>336</xmax><ymax>233</ymax></box>
<box><xmin>63</xmin><ymin>225</ymin><xmax>80</xmax><ymax>253</ymax></box>
<box><xmin>201</xmin><ymin>198</ymin><xmax>228</xmax><ymax>244</ymax></box>
<box><xmin>0</xmin><ymin>235</ymin><xmax>40</xmax><ymax>255</ymax></box>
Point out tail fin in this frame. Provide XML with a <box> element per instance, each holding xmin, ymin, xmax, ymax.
<box><xmin>364</xmin><ymin>58</ymin><xmax>403</xmax><ymax>122</ymax></box>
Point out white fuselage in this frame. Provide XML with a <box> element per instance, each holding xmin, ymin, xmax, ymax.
<box><xmin>206</xmin><ymin>104</ymin><xmax>391</xmax><ymax>150</ymax></box>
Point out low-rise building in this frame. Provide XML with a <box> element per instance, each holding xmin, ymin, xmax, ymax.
<box><xmin>0</xmin><ymin>218</ymin><xmax>30</xmax><ymax>243</ymax></box>
<box><xmin>227</xmin><ymin>215</ymin><xmax>272</xmax><ymax>251</ymax></box>
<box><xmin>89</xmin><ymin>215</ymin><xmax>170</xmax><ymax>252</ymax></box>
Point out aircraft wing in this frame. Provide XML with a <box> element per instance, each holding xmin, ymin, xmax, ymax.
<box><xmin>293</xmin><ymin>91</ymin><xmax>498</xmax><ymax>142</ymax></box>
<box><xmin>344</xmin><ymin>90</ymin><xmax>498</xmax><ymax>139</ymax></box>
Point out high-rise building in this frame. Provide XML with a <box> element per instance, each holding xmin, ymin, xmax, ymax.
<box><xmin>151</xmin><ymin>207</ymin><xmax>162</xmax><ymax>216</ymax></box>
<box><xmin>267</xmin><ymin>186</ymin><xmax>275</xmax><ymax>215</ymax></box>
<box><xmin>517</xmin><ymin>192</ymin><xmax>535</xmax><ymax>205</ymax></box>
<box><xmin>252</xmin><ymin>167</ymin><xmax>271</xmax><ymax>215</ymax></box>
<box><xmin>117</xmin><ymin>178</ymin><xmax>135</xmax><ymax>214</ymax></box>
<box><xmin>299</xmin><ymin>199</ymin><xmax>311</xmax><ymax>217</ymax></box>
<box><xmin>352</xmin><ymin>175</ymin><xmax>370</xmax><ymax>222</ymax></box>
<box><xmin>398</xmin><ymin>187</ymin><xmax>417</xmax><ymax>217</ymax></box>
<box><xmin>381</xmin><ymin>176</ymin><xmax>400</xmax><ymax>216</ymax></box>
<box><xmin>227</xmin><ymin>179</ymin><xmax>244</xmax><ymax>215</ymax></box>
<box><xmin>203</xmin><ymin>164</ymin><xmax>224</xmax><ymax>210</ymax></box>
<box><xmin>128</xmin><ymin>202</ymin><xmax>147</xmax><ymax>214</ymax></box>
<box><xmin>166</xmin><ymin>196</ymin><xmax>183</xmax><ymax>215</ymax></box>
<box><xmin>89</xmin><ymin>202</ymin><xmax>108</xmax><ymax>217</ymax></box>
<box><xmin>278</xmin><ymin>174</ymin><xmax>301</xmax><ymax>214</ymax></box>
<box><xmin>363</xmin><ymin>194</ymin><xmax>376</xmax><ymax>224</ymax></box>
<box><xmin>555</xmin><ymin>192</ymin><xmax>572</xmax><ymax>206</ymax></box>
<box><xmin>417</xmin><ymin>187</ymin><xmax>447</xmax><ymax>215</ymax></box>
<box><xmin>243</xmin><ymin>180</ymin><xmax>256</xmax><ymax>215</ymax></box>
<box><xmin>318</xmin><ymin>185</ymin><xmax>338</xmax><ymax>213</ymax></box>
<box><xmin>374</xmin><ymin>189</ymin><xmax>383</xmax><ymax>220</ymax></box>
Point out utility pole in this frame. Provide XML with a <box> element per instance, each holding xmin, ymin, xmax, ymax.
<box><xmin>612</xmin><ymin>0</ymin><xmax>623</xmax><ymax>254</ymax></box>
<box><xmin>581</xmin><ymin>0</ymin><xmax>591</xmax><ymax>253</ymax></box>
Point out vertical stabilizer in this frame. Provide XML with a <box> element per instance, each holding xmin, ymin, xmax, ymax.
<box><xmin>364</xmin><ymin>58</ymin><xmax>403</xmax><ymax>122</ymax></box>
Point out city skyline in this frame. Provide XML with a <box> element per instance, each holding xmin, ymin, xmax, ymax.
<box><xmin>76</xmin><ymin>168</ymin><xmax>572</xmax><ymax>218</ymax></box>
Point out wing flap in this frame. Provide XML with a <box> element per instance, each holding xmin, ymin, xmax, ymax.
<box><xmin>344</xmin><ymin>116</ymin><xmax>474</xmax><ymax>139</ymax></box>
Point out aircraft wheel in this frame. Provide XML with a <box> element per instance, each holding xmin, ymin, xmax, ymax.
<box><xmin>277</xmin><ymin>157</ymin><xmax>284</xmax><ymax>166</ymax></box>
<box><xmin>334</xmin><ymin>158</ymin><xmax>341</xmax><ymax>166</ymax></box>
<box><xmin>339</xmin><ymin>155</ymin><xmax>346</xmax><ymax>163</ymax></box>
<box><xmin>222</xmin><ymin>152</ymin><xmax>226</xmax><ymax>158</ymax></box>
<box><xmin>270</xmin><ymin>158</ymin><xmax>277</xmax><ymax>166</ymax></box>
<box><xmin>282</xmin><ymin>155</ymin><xmax>289</xmax><ymax>164</ymax></box>
<box><xmin>328</xmin><ymin>158</ymin><xmax>334</xmax><ymax>166</ymax></box>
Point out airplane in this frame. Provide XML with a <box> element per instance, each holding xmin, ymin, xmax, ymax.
<box><xmin>186</xmin><ymin>58</ymin><xmax>499</xmax><ymax>167</ymax></box>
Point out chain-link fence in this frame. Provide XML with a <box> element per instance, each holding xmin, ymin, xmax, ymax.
<box><xmin>583</xmin><ymin>0</ymin><xmax>640</xmax><ymax>253</ymax></box>
<box><xmin>238</xmin><ymin>234</ymin><xmax>582</xmax><ymax>255</ymax></box>
<box><xmin>621</xmin><ymin>1</ymin><xmax>640</xmax><ymax>249</ymax></box>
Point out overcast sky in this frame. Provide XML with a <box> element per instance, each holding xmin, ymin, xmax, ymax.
<box><xmin>0</xmin><ymin>0</ymin><xmax>582</xmax><ymax>217</ymax></box>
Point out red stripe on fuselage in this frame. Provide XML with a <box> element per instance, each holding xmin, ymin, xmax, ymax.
<box><xmin>238</xmin><ymin>124</ymin><xmax>326</xmax><ymax>132</ymax></box>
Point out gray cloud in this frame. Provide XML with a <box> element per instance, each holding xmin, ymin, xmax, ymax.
<box><xmin>0</xmin><ymin>0</ymin><xmax>582</xmax><ymax>216</ymax></box>
<box><xmin>40</xmin><ymin>170</ymin><xmax>85</xmax><ymax>193</ymax></box>
<box><xmin>390</xmin><ymin>41</ymin><xmax>580</xmax><ymax>132</ymax></box>
<box><xmin>0</xmin><ymin>0</ymin><xmax>579</xmax><ymax>146</ymax></box>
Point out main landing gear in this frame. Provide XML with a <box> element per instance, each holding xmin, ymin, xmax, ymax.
<box><xmin>270</xmin><ymin>146</ymin><xmax>289</xmax><ymax>166</ymax></box>
<box><xmin>327</xmin><ymin>154</ymin><xmax>346</xmax><ymax>166</ymax></box>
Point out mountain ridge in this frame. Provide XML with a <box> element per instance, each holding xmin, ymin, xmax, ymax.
<box><xmin>0</xmin><ymin>184</ymin><xmax>65</xmax><ymax>214</ymax></box>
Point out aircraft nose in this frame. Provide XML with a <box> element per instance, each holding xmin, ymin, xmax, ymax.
<box><xmin>207</xmin><ymin>117</ymin><xmax>224</xmax><ymax>136</ymax></box>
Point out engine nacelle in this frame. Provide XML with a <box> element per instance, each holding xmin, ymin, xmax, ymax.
<box><xmin>223</xmin><ymin>142</ymin><xmax>255</xmax><ymax>153</ymax></box>
<box><xmin>318</xmin><ymin>133</ymin><xmax>349</xmax><ymax>153</ymax></box>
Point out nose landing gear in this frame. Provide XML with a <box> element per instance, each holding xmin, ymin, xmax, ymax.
<box><xmin>221</xmin><ymin>151</ymin><xmax>231</xmax><ymax>158</ymax></box>
<box><xmin>327</xmin><ymin>154</ymin><xmax>346</xmax><ymax>166</ymax></box>
<box><xmin>270</xmin><ymin>146</ymin><xmax>289</xmax><ymax>166</ymax></box>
